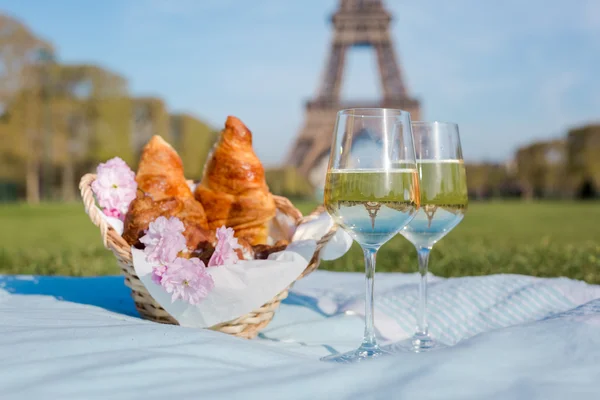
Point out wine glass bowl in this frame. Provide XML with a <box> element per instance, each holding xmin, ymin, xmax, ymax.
<box><xmin>393</xmin><ymin>121</ymin><xmax>468</xmax><ymax>352</ymax></box>
<box><xmin>400</xmin><ymin>159</ymin><xmax>468</xmax><ymax>248</ymax></box>
<box><xmin>325</xmin><ymin>168</ymin><xmax>420</xmax><ymax>247</ymax></box>
<box><xmin>321</xmin><ymin>108</ymin><xmax>420</xmax><ymax>363</ymax></box>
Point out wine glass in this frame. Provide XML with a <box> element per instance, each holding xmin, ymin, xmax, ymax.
<box><xmin>393</xmin><ymin>121</ymin><xmax>468</xmax><ymax>352</ymax></box>
<box><xmin>321</xmin><ymin>108</ymin><xmax>420</xmax><ymax>363</ymax></box>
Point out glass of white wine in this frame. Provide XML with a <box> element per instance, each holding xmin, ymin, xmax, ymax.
<box><xmin>394</xmin><ymin>121</ymin><xmax>468</xmax><ymax>352</ymax></box>
<box><xmin>322</xmin><ymin>108</ymin><xmax>421</xmax><ymax>363</ymax></box>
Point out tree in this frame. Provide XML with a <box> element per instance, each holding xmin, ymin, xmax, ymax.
<box><xmin>515</xmin><ymin>140</ymin><xmax>567</xmax><ymax>199</ymax></box>
<box><xmin>465</xmin><ymin>163</ymin><xmax>516</xmax><ymax>199</ymax></box>
<box><xmin>169</xmin><ymin>113</ymin><xmax>217</xmax><ymax>180</ymax></box>
<box><xmin>131</xmin><ymin>97</ymin><xmax>170</xmax><ymax>165</ymax></box>
<box><xmin>0</xmin><ymin>14</ymin><xmax>54</xmax><ymax>203</ymax></box>
<box><xmin>0</xmin><ymin>14</ymin><xmax>53</xmax><ymax>109</ymax></box>
<box><xmin>566</xmin><ymin>125</ymin><xmax>600</xmax><ymax>199</ymax></box>
<box><xmin>265</xmin><ymin>166</ymin><xmax>314</xmax><ymax>199</ymax></box>
<box><xmin>0</xmin><ymin>14</ymin><xmax>219</xmax><ymax>201</ymax></box>
<box><xmin>52</xmin><ymin>64</ymin><xmax>128</xmax><ymax>199</ymax></box>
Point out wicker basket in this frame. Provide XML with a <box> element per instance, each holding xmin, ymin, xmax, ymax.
<box><xmin>79</xmin><ymin>173</ymin><xmax>335</xmax><ymax>339</ymax></box>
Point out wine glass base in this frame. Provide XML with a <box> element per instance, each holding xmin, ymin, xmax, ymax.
<box><xmin>321</xmin><ymin>344</ymin><xmax>390</xmax><ymax>364</ymax></box>
<box><xmin>384</xmin><ymin>333</ymin><xmax>447</xmax><ymax>353</ymax></box>
<box><xmin>412</xmin><ymin>332</ymin><xmax>444</xmax><ymax>352</ymax></box>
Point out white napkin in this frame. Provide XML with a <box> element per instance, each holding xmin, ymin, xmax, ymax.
<box><xmin>97</xmin><ymin>205</ymin><xmax>352</xmax><ymax>328</ymax></box>
<box><xmin>291</xmin><ymin>212</ymin><xmax>353</xmax><ymax>261</ymax></box>
<box><xmin>133</xmin><ymin>241</ymin><xmax>316</xmax><ymax>328</ymax></box>
<box><xmin>99</xmin><ymin>212</ymin><xmax>124</xmax><ymax>235</ymax></box>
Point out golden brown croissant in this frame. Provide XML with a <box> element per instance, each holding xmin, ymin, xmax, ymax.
<box><xmin>123</xmin><ymin>194</ymin><xmax>182</xmax><ymax>246</ymax></box>
<box><xmin>194</xmin><ymin>116</ymin><xmax>276</xmax><ymax>245</ymax></box>
<box><xmin>123</xmin><ymin>135</ymin><xmax>211</xmax><ymax>251</ymax></box>
<box><xmin>136</xmin><ymin>135</ymin><xmax>197</xmax><ymax>201</ymax></box>
<box><xmin>123</xmin><ymin>193</ymin><xmax>214</xmax><ymax>251</ymax></box>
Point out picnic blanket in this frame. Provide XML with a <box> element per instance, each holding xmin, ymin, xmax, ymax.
<box><xmin>1</xmin><ymin>271</ymin><xmax>600</xmax><ymax>399</ymax></box>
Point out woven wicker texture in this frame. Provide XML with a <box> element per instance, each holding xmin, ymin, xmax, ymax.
<box><xmin>79</xmin><ymin>174</ymin><xmax>336</xmax><ymax>339</ymax></box>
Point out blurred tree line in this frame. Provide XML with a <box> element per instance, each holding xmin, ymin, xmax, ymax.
<box><xmin>0</xmin><ymin>14</ymin><xmax>219</xmax><ymax>203</ymax></box>
<box><xmin>466</xmin><ymin>125</ymin><xmax>600</xmax><ymax>200</ymax></box>
<box><xmin>0</xmin><ymin>14</ymin><xmax>314</xmax><ymax>203</ymax></box>
<box><xmin>1</xmin><ymin>14</ymin><xmax>595</xmax><ymax>204</ymax></box>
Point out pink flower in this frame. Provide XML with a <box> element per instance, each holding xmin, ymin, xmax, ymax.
<box><xmin>208</xmin><ymin>226</ymin><xmax>242</xmax><ymax>267</ymax></box>
<box><xmin>103</xmin><ymin>208</ymin><xmax>122</xmax><ymax>219</ymax></box>
<box><xmin>160</xmin><ymin>257</ymin><xmax>214</xmax><ymax>305</ymax></box>
<box><xmin>92</xmin><ymin>157</ymin><xmax>137</xmax><ymax>221</ymax></box>
<box><xmin>151</xmin><ymin>265</ymin><xmax>168</xmax><ymax>285</ymax></box>
<box><xmin>140</xmin><ymin>216</ymin><xmax>187</xmax><ymax>265</ymax></box>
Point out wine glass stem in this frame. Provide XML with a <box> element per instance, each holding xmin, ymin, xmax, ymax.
<box><xmin>416</xmin><ymin>247</ymin><xmax>431</xmax><ymax>337</ymax></box>
<box><xmin>362</xmin><ymin>247</ymin><xmax>378</xmax><ymax>348</ymax></box>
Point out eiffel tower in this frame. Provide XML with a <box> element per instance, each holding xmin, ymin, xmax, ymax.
<box><xmin>287</xmin><ymin>0</ymin><xmax>421</xmax><ymax>190</ymax></box>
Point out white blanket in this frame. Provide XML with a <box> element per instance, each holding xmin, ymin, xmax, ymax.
<box><xmin>1</xmin><ymin>272</ymin><xmax>600</xmax><ymax>399</ymax></box>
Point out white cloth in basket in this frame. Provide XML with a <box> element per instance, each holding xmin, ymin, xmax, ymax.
<box><xmin>100</xmin><ymin>206</ymin><xmax>352</xmax><ymax>328</ymax></box>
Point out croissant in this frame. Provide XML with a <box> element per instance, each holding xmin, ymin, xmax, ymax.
<box><xmin>136</xmin><ymin>135</ymin><xmax>196</xmax><ymax>201</ymax></box>
<box><xmin>122</xmin><ymin>193</ymin><xmax>214</xmax><ymax>250</ymax></box>
<box><xmin>123</xmin><ymin>135</ymin><xmax>211</xmax><ymax>250</ymax></box>
<box><xmin>194</xmin><ymin>116</ymin><xmax>276</xmax><ymax>245</ymax></box>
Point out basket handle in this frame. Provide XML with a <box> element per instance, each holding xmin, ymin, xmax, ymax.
<box><xmin>272</xmin><ymin>195</ymin><xmax>303</xmax><ymax>224</ymax></box>
<box><xmin>271</xmin><ymin>196</ymin><xmax>338</xmax><ymax>269</ymax></box>
<box><xmin>294</xmin><ymin>204</ymin><xmax>339</xmax><ymax>280</ymax></box>
<box><xmin>79</xmin><ymin>173</ymin><xmax>130</xmax><ymax>251</ymax></box>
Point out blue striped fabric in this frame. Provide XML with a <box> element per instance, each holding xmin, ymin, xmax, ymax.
<box><xmin>345</xmin><ymin>274</ymin><xmax>593</xmax><ymax>345</ymax></box>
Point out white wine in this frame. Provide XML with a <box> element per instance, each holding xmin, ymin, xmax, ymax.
<box><xmin>400</xmin><ymin>160</ymin><xmax>468</xmax><ymax>248</ymax></box>
<box><xmin>324</xmin><ymin>169</ymin><xmax>420</xmax><ymax>247</ymax></box>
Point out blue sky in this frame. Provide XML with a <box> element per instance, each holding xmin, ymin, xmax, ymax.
<box><xmin>2</xmin><ymin>0</ymin><xmax>599</xmax><ymax>166</ymax></box>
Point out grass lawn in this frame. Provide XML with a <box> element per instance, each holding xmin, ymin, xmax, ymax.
<box><xmin>1</xmin><ymin>201</ymin><xmax>599</xmax><ymax>283</ymax></box>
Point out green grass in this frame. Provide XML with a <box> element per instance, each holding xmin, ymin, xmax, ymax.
<box><xmin>0</xmin><ymin>203</ymin><xmax>118</xmax><ymax>276</ymax></box>
<box><xmin>1</xmin><ymin>201</ymin><xmax>599</xmax><ymax>283</ymax></box>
